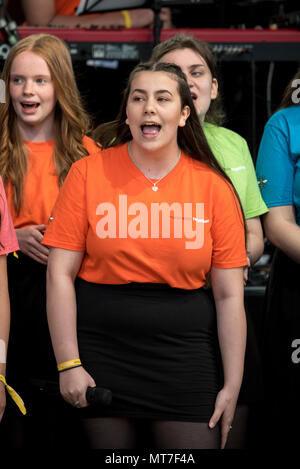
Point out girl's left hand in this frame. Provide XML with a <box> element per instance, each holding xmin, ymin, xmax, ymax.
<box><xmin>208</xmin><ymin>386</ymin><xmax>239</xmax><ymax>449</ymax></box>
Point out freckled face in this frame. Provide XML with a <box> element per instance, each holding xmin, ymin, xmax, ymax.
<box><xmin>159</xmin><ymin>48</ymin><xmax>218</xmax><ymax>119</ymax></box>
<box><xmin>9</xmin><ymin>51</ymin><xmax>57</xmax><ymax>137</ymax></box>
<box><xmin>125</xmin><ymin>71</ymin><xmax>190</xmax><ymax>154</ymax></box>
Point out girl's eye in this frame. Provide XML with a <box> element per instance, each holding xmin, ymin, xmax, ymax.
<box><xmin>133</xmin><ymin>96</ymin><xmax>143</xmax><ymax>102</ymax></box>
<box><xmin>36</xmin><ymin>78</ymin><xmax>46</xmax><ymax>84</ymax></box>
<box><xmin>191</xmin><ymin>71</ymin><xmax>202</xmax><ymax>77</ymax></box>
<box><xmin>12</xmin><ymin>77</ymin><xmax>23</xmax><ymax>84</ymax></box>
<box><xmin>157</xmin><ymin>97</ymin><xmax>168</xmax><ymax>102</ymax></box>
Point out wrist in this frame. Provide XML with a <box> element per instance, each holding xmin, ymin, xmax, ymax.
<box><xmin>57</xmin><ymin>358</ymin><xmax>82</xmax><ymax>373</ymax></box>
<box><xmin>222</xmin><ymin>381</ymin><xmax>242</xmax><ymax>395</ymax></box>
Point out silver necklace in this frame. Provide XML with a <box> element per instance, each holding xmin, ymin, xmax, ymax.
<box><xmin>128</xmin><ymin>142</ymin><xmax>181</xmax><ymax>192</ymax></box>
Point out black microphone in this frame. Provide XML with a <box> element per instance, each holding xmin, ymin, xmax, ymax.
<box><xmin>86</xmin><ymin>386</ymin><xmax>112</xmax><ymax>406</ymax></box>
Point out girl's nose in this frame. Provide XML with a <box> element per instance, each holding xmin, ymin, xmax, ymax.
<box><xmin>23</xmin><ymin>80</ymin><xmax>34</xmax><ymax>95</ymax></box>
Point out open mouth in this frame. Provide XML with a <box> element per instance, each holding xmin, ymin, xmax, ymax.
<box><xmin>190</xmin><ymin>92</ymin><xmax>197</xmax><ymax>101</ymax></box>
<box><xmin>141</xmin><ymin>123</ymin><xmax>161</xmax><ymax>137</ymax></box>
<box><xmin>21</xmin><ymin>102</ymin><xmax>40</xmax><ymax>109</ymax></box>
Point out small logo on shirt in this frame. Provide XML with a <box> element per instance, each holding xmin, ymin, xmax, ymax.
<box><xmin>193</xmin><ymin>217</ymin><xmax>210</xmax><ymax>224</ymax></box>
<box><xmin>258</xmin><ymin>177</ymin><xmax>268</xmax><ymax>189</ymax></box>
<box><xmin>230</xmin><ymin>166</ymin><xmax>246</xmax><ymax>172</ymax></box>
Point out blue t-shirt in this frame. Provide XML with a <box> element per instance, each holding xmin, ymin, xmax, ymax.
<box><xmin>256</xmin><ymin>105</ymin><xmax>300</xmax><ymax>225</ymax></box>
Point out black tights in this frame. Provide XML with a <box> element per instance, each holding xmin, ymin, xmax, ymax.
<box><xmin>80</xmin><ymin>417</ymin><xmax>220</xmax><ymax>449</ymax></box>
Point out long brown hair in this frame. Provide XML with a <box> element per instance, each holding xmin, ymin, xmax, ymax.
<box><xmin>150</xmin><ymin>33</ymin><xmax>225</xmax><ymax>126</ymax></box>
<box><xmin>0</xmin><ymin>33</ymin><xmax>92</xmax><ymax>214</ymax></box>
<box><xmin>277</xmin><ymin>66</ymin><xmax>300</xmax><ymax>111</ymax></box>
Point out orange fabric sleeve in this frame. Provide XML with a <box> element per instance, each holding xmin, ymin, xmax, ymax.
<box><xmin>55</xmin><ymin>0</ymin><xmax>79</xmax><ymax>16</ymax></box>
<box><xmin>211</xmin><ymin>179</ymin><xmax>246</xmax><ymax>268</ymax></box>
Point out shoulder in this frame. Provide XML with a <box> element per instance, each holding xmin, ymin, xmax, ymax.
<box><xmin>265</xmin><ymin>106</ymin><xmax>300</xmax><ymax>131</ymax></box>
<box><xmin>203</xmin><ymin>123</ymin><xmax>250</xmax><ymax>168</ymax></box>
<box><xmin>71</xmin><ymin>143</ymin><xmax>126</xmax><ymax>174</ymax></box>
<box><xmin>183</xmin><ymin>153</ymin><xmax>233</xmax><ymax>190</ymax></box>
<box><xmin>203</xmin><ymin>122</ymin><xmax>248</xmax><ymax>147</ymax></box>
<box><xmin>82</xmin><ymin>135</ymin><xmax>101</xmax><ymax>154</ymax></box>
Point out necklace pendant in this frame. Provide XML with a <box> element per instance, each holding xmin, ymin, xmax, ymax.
<box><xmin>152</xmin><ymin>185</ymin><xmax>158</xmax><ymax>192</ymax></box>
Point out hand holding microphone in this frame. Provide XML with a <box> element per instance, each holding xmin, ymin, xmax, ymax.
<box><xmin>85</xmin><ymin>386</ymin><xmax>112</xmax><ymax>406</ymax></box>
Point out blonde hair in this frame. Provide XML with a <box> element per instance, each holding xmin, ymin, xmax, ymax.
<box><xmin>0</xmin><ymin>34</ymin><xmax>92</xmax><ymax>213</ymax></box>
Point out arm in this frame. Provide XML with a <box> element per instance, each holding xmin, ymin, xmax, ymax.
<box><xmin>245</xmin><ymin>216</ymin><xmax>264</xmax><ymax>266</ymax></box>
<box><xmin>263</xmin><ymin>205</ymin><xmax>300</xmax><ymax>264</ymax></box>
<box><xmin>243</xmin><ymin>216</ymin><xmax>265</xmax><ymax>284</ymax></box>
<box><xmin>209</xmin><ymin>266</ymin><xmax>246</xmax><ymax>449</ymax></box>
<box><xmin>0</xmin><ymin>255</ymin><xmax>10</xmax><ymax>421</ymax></box>
<box><xmin>46</xmin><ymin>247</ymin><xmax>95</xmax><ymax>407</ymax></box>
<box><xmin>238</xmin><ymin>137</ymin><xmax>267</xmax><ymax>267</ymax></box>
<box><xmin>22</xmin><ymin>0</ymin><xmax>154</xmax><ymax>28</ymax></box>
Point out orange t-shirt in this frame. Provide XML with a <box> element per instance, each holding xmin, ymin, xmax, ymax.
<box><xmin>6</xmin><ymin>136</ymin><xmax>99</xmax><ymax>229</ymax></box>
<box><xmin>43</xmin><ymin>143</ymin><xmax>247</xmax><ymax>290</ymax></box>
<box><xmin>55</xmin><ymin>0</ymin><xmax>79</xmax><ymax>16</ymax></box>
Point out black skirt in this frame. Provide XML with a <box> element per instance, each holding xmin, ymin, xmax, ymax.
<box><xmin>75</xmin><ymin>279</ymin><xmax>221</xmax><ymax>422</ymax></box>
<box><xmin>6</xmin><ymin>252</ymin><xmax>58</xmax><ymax>388</ymax></box>
<box><xmin>262</xmin><ymin>249</ymin><xmax>300</xmax><ymax>406</ymax></box>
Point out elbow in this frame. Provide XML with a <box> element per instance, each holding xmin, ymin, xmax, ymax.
<box><xmin>264</xmin><ymin>229</ymin><xmax>279</xmax><ymax>250</ymax></box>
<box><xmin>263</xmin><ymin>217</ymin><xmax>280</xmax><ymax>249</ymax></box>
<box><xmin>27</xmin><ymin>19</ymin><xmax>52</xmax><ymax>26</ymax></box>
<box><xmin>254</xmin><ymin>236</ymin><xmax>265</xmax><ymax>264</ymax></box>
<box><xmin>25</xmin><ymin>13</ymin><xmax>55</xmax><ymax>26</ymax></box>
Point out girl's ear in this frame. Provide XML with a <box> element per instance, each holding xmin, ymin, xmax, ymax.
<box><xmin>178</xmin><ymin>105</ymin><xmax>190</xmax><ymax>127</ymax></box>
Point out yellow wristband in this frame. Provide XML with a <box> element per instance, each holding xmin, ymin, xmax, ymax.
<box><xmin>0</xmin><ymin>374</ymin><xmax>26</xmax><ymax>415</ymax></box>
<box><xmin>121</xmin><ymin>10</ymin><xmax>131</xmax><ymax>29</ymax></box>
<box><xmin>57</xmin><ymin>359</ymin><xmax>82</xmax><ymax>372</ymax></box>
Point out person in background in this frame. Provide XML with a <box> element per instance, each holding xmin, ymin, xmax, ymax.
<box><xmin>43</xmin><ymin>61</ymin><xmax>247</xmax><ymax>450</ymax></box>
<box><xmin>21</xmin><ymin>0</ymin><xmax>173</xmax><ymax>29</ymax></box>
<box><xmin>0</xmin><ymin>33</ymin><xmax>99</xmax><ymax>447</ymax></box>
<box><xmin>256</xmin><ymin>67</ymin><xmax>300</xmax><ymax>448</ymax></box>
<box><xmin>0</xmin><ymin>176</ymin><xmax>19</xmax><ymax>423</ymax></box>
<box><xmin>150</xmin><ymin>33</ymin><xmax>268</xmax><ymax>448</ymax></box>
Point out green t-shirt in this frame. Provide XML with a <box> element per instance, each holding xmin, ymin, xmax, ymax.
<box><xmin>203</xmin><ymin>122</ymin><xmax>268</xmax><ymax>219</ymax></box>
